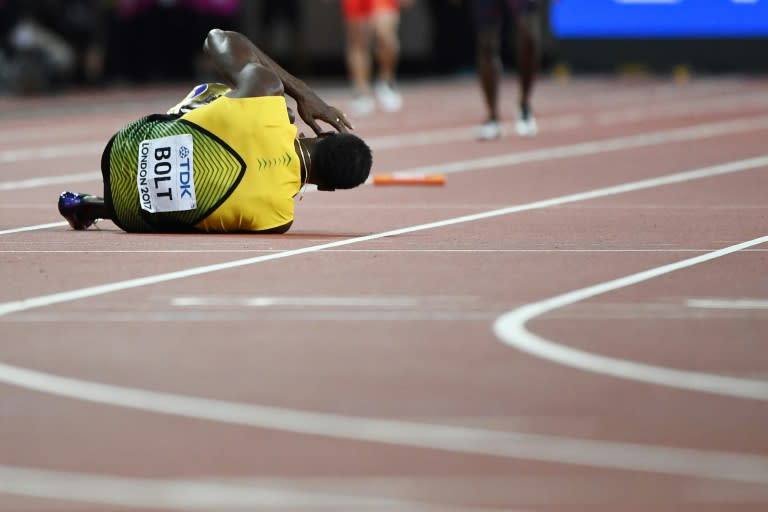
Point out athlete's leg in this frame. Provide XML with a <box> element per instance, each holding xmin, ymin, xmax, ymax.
<box><xmin>370</xmin><ymin>3</ymin><xmax>400</xmax><ymax>85</ymax></box>
<box><xmin>470</xmin><ymin>0</ymin><xmax>504</xmax><ymax>139</ymax></box>
<box><xmin>514</xmin><ymin>11</ymin><xmax>540</xmax><ymax>117</ymax></box>
<box><xmin>345</xmin><ymin>18</ymin><xmax>372</xmax><ymax>97</ymax></box>
<box><xmin>512</xmin><ymin>7</ymin><xmax>541</xmax><ymax>136</ymax></box>
<box><xmin>370</xmin><ymin>1</ymin><xmax>403</xmax><ymax>111</ymax></box>
<box><xmin>342</xmin><ymin>0</ymin><xmax>375</xmax><ymax>115</ymax></box>
<box><xmin>476</xmin><ymin>26</ymin><xmax>502</xmax><ymax>123</ymax></box>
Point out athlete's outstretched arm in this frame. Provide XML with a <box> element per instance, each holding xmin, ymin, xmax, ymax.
<box><xmin>204</xmin><ymin>29</ymin><xmax>352</xmax><ymax>134</ymax></box>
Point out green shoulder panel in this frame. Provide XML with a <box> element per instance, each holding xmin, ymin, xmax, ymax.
<box><xmin>108</xmin><ymin>116</ymin><xmax>245</xmax><ymax>232</ymax></box>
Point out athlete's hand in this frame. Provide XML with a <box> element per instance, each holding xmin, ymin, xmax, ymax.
<box><xmin>296</xmin><ymin>92</ymin><xmax>354</xmax><ymax>134</ymax></box>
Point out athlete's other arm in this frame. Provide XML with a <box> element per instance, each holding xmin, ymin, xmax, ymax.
<box><xmin>203</xmin><ymin>28</ymin><xmax>352</xmax><ymax>134</ymax></box>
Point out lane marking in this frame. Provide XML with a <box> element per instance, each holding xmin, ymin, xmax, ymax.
<box><xmin>596</xmin><ymin>91</ymin><xmax>768</xmax><ymax>125</ymax></box>
<box><xmin>367</xmin><ymin>114</ymin><xmax>582</xmax><ymax>150</ymax></box>
<box><xmin>0</xmin><ymin>465</ymin><xmax>412</xmax><ymax>510</ymax></box>
<box><xmin>0</xmin><ymin>142</ymin><xmax>104</xmax><ymax>163</ymax></box>
<box><xmin>3</xmin><ymin>468</ymin><xmax>767</xmax><ymax>510</ymax></box>
<box><xmin>1</xmin><ymin>155</ymin><xmax>767</xmax><ymax>318</ymax></box>
<box><xmin>172</xmin><ymin>296</ymin><xmax>429</xmax><ymax>308</ymax></box>
<box><xmin>4</xmin><ymin>248</ymin><xmax>768</xmax><ymax>254</ymax></box>
<box><xmin>2</xmin><ymin>363</ymin><xmax>768</xmax><ymax>483</ymax></box>
<box><xmin>494</xmin><ymin>236</ymin><xmax>768</xmax><ymax>401</ymax></box>
<box><xmin>687</xmin><ymin>298</ymin><xmax>768</xmax><ymax>310</ymax></box>
<box><xmin>0</xmin><ymin>222</ymin><xmax>68</xmax><ymax>236</ymax></box>
<box><xmin>0</xmin><ymin>172</ymin><xmax>99</xmax><ymax>191</ymax></box>
<box><xmin>0</xmin><ymin>311</ymin><xmax>497</xmax><ymax>323</ymax></box>
<box><xmin>389</xmin><ymin>115</ymin><xmax>768</xmax><ymax>178</ymax></box>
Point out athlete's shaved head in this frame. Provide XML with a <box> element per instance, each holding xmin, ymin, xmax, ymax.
<box><xmin>310</xmin><ymin>133</ymin><xmax>372</xmax><ymax>191</ymax></box>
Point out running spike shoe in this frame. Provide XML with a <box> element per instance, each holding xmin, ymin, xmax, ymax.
<box><xmin>58</xmin><ymin>191</ymin><xmax>94</xmax><ymax>230</ymax></box>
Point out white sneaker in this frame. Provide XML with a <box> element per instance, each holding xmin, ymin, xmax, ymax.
<box><xmin>374</xmin><ymin>81</ymin><xmax>403</xmax><ymax>112</ymax></box>
<box><xmin>475</xmin><ymin>120</ymin><xmax>502</xmax><ymax>140</ymax></box>
<box><xmin>350</xmin><ymin>95</ymin><xmax>375</xmax><ymax>117</ymax></box>
<box><xmin>515</xmin><ymin>107</ymin><xmax>538</xmax><ymax>137</ymax></box>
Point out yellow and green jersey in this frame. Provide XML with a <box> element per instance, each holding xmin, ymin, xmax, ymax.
<box><xmin>104</xmin><ymin>85</ymin><xmax>301</xmax><ymax>233</ymax></box>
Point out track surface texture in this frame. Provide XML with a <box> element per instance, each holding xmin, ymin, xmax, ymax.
<box><xmin>1</xmin><ymin>76</ymin><xmax>768</xmax><ymax>511</ymax></box>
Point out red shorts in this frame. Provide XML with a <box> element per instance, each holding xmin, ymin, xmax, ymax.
<box><xmin>342</xmin><ymin>0</ymin><xmax>399</xmax><ymax>20</ymax></box>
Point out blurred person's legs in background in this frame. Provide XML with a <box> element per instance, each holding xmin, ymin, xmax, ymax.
<box><xmin>342</xmin><ymin>0</ymin><xmax>409</xmax><ymax>116</ymax></box>
<box><xmin>472</xmin><ymin>0</ymin><xmax>540</xmax><ymax>140</ymax></box>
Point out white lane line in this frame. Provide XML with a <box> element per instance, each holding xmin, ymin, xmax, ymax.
<box><xmin>596</xmin><ymin>91</ymin><xmax>768</xmax><ymax>125</ymax></box>
<box><xmin>0</xmin><ymin>124</ymin><xmax>117</xmax><ymax>144</ymax></box>
<box><xmin>0</xmin><ymin>222</ymin><xmax>68</xmax><ymax>235</ymax></box>
<box><xmin>389</xmin><ymin>115</ymin><xmax>768</xmax><ymax>178</ymax></box>
<box><xmin>687</xmin><ymin>298</ymin><xmax>768</xmax><ymax>310</ymax></box>
<box><xmin>0</xmin><ymin>172</ymin><xmax>99</xmax><ymax>191</ymax></box>
<box><xmin>0</xmin><ymin>311</ymin><xmax>496</xmax><ymax>323</ymax></box>
<box><xmin>1</xmin><ymin>154</ymin><xmax>767</xmax><ymax>318</ymax></box>
<box><xmin>0</xmin><ymin>465</ymin><xmax>412</xmax><ymax>510</ymax></box>
<box><xmin>366</xmin><ymin>114</ymin><xmax>582</xmax><ymax>150</ymax></box>
<box><xmin>0</xmin><ymin>142</ymin><xmax>104</xmax><ymax>163</ymax></box>
<box><xmin>5</xmin><ymin>249</ymin><xmax>768</xmax><ymax>254</ymax></box>
<box><xmin>2</xmin><ymin>363</ymin><xmax>768</xmax><ymax>483</ymax></box>
<box><xmin>494</xmin><ymin>236</ymin><xmax>768</xmax><ymax>401</ymax></box>
<box><xmin>172</xmin><ymin>296</ymin><xmax>426</xmax><ymax>308</ymax></box>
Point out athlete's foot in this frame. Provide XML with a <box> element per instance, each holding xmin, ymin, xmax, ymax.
<box><xmin>373</xmin><ymin>81</ymin><xmax>403</xmax><ymax>112</ymax></box>
<box><xmin>350</xmin><ymin>94</ymin><xmax>375</xmax><ymax>117</ymax></box>
<box><xmin>58</xmin><ymin>191</ymin><xmax>95</xmax><ymax>230</ymax></box>
<box><xmin>475</xmin><ymin>119</ymin><xmax>502</xmax><ymax>140</ymax></box>
<box><xmin>515</xmin><ymin>104</ymin><xmax>538</xmax><ymax>137</ymax></box>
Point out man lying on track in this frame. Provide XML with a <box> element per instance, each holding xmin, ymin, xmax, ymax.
<box><xmin>58</xmin><ymin>29</ymin><xmax>373</xmax><ymax>234</ymax></box>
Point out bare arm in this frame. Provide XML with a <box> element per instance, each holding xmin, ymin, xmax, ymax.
<box><xmin>203</xmin><ymin>29</ymin><xmax>352</xmax><ymax>134</ymax></box>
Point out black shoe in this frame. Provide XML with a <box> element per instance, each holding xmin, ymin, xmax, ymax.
<box><xmin>58</xmin><ymin>191</ymin><xmax>95</xmax><ymax>230</ymax></box>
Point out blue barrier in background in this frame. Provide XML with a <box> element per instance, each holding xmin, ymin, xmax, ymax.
<box><xmin>552</xmin><ymin>0</ymin><xmax>768</xmax><ymax>38</ymax></box>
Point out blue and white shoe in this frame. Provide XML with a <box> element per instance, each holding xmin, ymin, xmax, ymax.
<box><xmin>58</xmin><ymin>191</ymin><xmax>94</xmax><ymax>230</ymax></box>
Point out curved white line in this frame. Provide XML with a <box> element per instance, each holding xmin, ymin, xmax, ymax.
<box><xmin>2</xmin><ymin>363</ymin><xmax>768</xmax><ymax>483</ymax></box>
<box><xmin>0</xmin><ymin>465</ymin><xmax>410</xmax><ymax>509</ymax></box>
<box><xmin>494</xmin><ymin>236</ymin><xmax>768</xmax><ymax>400</ymax></box>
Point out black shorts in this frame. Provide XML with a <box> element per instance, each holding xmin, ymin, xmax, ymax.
<box><xmin>471</xmin><ymin>0</ymin><xmax>538</xmax><ymax>29</ymax></box>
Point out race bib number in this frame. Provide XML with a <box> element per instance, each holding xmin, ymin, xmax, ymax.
<box><xmin>137</xmin><ymin>134</ymin><xmax>197</xmax><ymax>213</ymax></box>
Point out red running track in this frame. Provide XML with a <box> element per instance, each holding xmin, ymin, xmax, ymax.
<box><xmin>1</xmin><ymin>75</ymin><xmax>768</xmax><ymax>511</ymax></box>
